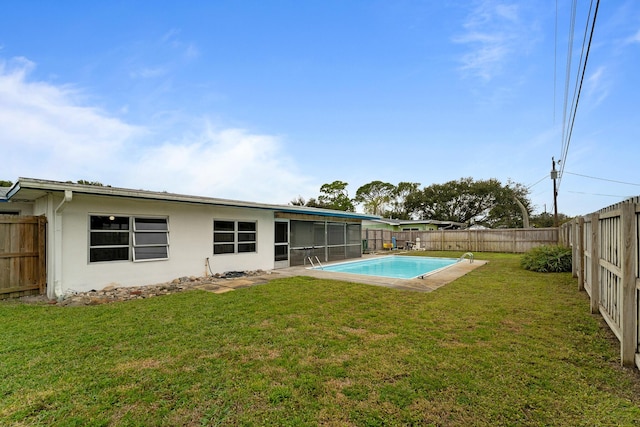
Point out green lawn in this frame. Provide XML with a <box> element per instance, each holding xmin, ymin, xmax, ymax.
<box><xmin>1</xmin><ymin>252</ymin><xmax>640</xmax><ymax>426</ymax></box>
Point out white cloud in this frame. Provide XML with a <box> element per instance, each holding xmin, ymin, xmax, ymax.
<box><xmin>123</xmin><ymin>30</ymin><xmax>200</xmax><ymax>82</ymax></box>
<box><xmin>161</xmin><ymin>28</ymin><xmax>182</xmax><ymax>43</ymax></box>
<box><xmin>453</xmin><ymin>1</ymin><xmax>531</xmax><ymax>81</ymax></box>
<box><xmin>129</xmin><ymin>66</ymin><xmax>167</xmax><ymax>79</ymax></box>
<box><xmin>184</xmin><ymin>43</ymin><xmax>200</xmax><ymax>60</ymax></box>
<box><xmin>0</xmin><ymin>57</ymin><xmax>142</xmax><ymax>180</ymax></box>
<box><xmin>160</xmin><ymin>28</ymin><xmax>200</xmax><ymax>60</ymax></box>
<box><xmin>0</xmin><ymin>56</ymin><xmax>314</xmax><ymax>204</ymax></box>
<box><xmin>627</xmin><ymin>29</ymin><xmax>640</xmax><ymax>44</ymax></box>
<box><xmin>584</xmin><ymin>66</ymin><xmax>610</xmax><ymax>108</ymax></box>
<box><xmin>127</xmin><ymin>125</ymin><xmax>314</xmax><ymax>203</ymax></box>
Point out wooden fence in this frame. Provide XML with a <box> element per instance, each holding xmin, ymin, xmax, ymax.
<box><xmin>362</xmin><ymin>228</ymin><xmax>557</xmax><ymax>254</ymax></box>
<box><xmin>0</xmin><ymin>215</ymin><xmax>47</xmax><ymax>299</ymax></box>
<box><xmin>560</xmin><ymin>197</ymin><xmax>640</xmax><ymax>369</ymax></box>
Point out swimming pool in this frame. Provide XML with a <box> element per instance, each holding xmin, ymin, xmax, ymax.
<box><xmin>314</xmin><ymin>256</ymin><xmax>458</xmax><ymax>280</ymax></box>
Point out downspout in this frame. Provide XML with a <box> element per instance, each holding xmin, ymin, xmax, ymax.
<box><xmin>53</xmin><ymin>190</ymin><xmax>73</xmax><ymax>299</ymax></box>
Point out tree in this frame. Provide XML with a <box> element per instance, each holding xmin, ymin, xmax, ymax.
<box><xmin>390</xmin><ymin>181</ymin><xmax>421</xmax><ymax>219</ymax></box>
<box><xmin>530</xmin><ymin>212</ymin><xmax>572</xmax><ymax>228</ymax></box>
<box><xmin>289</xmin><ymin>196</ymin><xmax>326</xmax><ymax>209</ymax></box>
<box><xmin>354</xmin><ymin>181</ymin><xmax>395</xmax><ymax>216</ymax></box>
<box><xmin>483</xmin><ymin>180</ymin><xmax>532</xmax><ymax>228</ymax></box>
<box><xmin>317</xmin><ymin>180</ymin><xmax>355</xmax><ymax>211</ymax></box>
<box><xmin>304</xmin><ymin>198</ymin><xmax>326</xmax><ymax>208</ymax></box>
<box><xmin>0</xmin><ymin>180</ymin><xmax>13</xmax><ymax>187</ymax></box>
<box><xmin>405</xmin><ymin>177</ymin><xmax>533</xmax><ymax>228</ymax></box>
<box><xmin>530</xmin><ymin>212</ymin><xmax>554</xmax><ymax>228</ymax></box>
<box><xmin>405</xmin><ymin>177</ymin><xmax>494</xmax><ymax>224</ymax></box>
<box><xmin>76</xmin><ymin>180</ymin><xmax>105</xmax><ymax>186</ymax></box>
<box><xmin>290</xmin><ymin>196</ymin><xmax>307</xmax><ymax>206</ymax></box>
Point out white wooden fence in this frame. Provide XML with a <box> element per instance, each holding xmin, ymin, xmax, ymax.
<box><xmin>560</xmin><ymin>197</ymin><xmax>640</xmax><ymax>369</ymax></box>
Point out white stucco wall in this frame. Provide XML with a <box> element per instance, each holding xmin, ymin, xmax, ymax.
<box><xmin>0</xmin><ymin>201</ymin><xmax>34</xmax><ymax>215</ymax></box>
<box><xmin>46</xmin><ymin>193</ymin><xmax>275</xmax><ymax>294</ymax></box>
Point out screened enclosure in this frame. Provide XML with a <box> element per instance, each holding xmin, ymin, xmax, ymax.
<box><xmin>289</xmin><ymin>220</ymin><xmax>362</xmax><ymax>266</ymax></box>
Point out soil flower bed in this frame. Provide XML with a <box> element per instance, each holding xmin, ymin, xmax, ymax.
<box><xmin>17</xmin><ymin>270</ymin><xmax>273</xmax><ymax>306</ymax></box>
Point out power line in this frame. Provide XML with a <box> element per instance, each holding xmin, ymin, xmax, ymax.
<box><xmin>559</xmin><ymin>0</ymin><xmax>592</xmax><ymax>184</ymax></box>
<box><xmin>553</xmin><ymin>0</ymin><xmax>558</xmax><ymax>124</ymax></box>
<box><xmin>560</xmin><ymin>0</ymin><xmax>578</xmax><ymax>156</ymax></box>
<box><xmin>564</xmin><ymin>171</ymin><xmax>640</xmax><ymax>187</ymax></box>
<box><xmin>568</xmin><ymin>191</ymin><xmax>631</xmax><ymax>198</ymax></box>
<box><xmin>558</xmin><ymin>0</ymin><xmax>599</xmax><ymax>191</ymax></box>
<box><xmin>527</xmin><ymin>175</ymin><xmax>548</xmax><ymax>189</ymax></box>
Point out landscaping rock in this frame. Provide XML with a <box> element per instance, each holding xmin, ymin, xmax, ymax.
<box><xmin>10</xmin><ymin>270</ymin><xmax>278</xmax><ymax>307</ymax></box>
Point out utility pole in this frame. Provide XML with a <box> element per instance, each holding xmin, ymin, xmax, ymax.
<box><xmin>550</xmin><ymin>157</ymin><xmax>559</xmax><ymax>227</ymax></box>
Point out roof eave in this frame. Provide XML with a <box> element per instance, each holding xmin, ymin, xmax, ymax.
<box><xmin>11</xmin><ymin>177</ymin><xmax>379</xmax><ymax>221</ymax></box>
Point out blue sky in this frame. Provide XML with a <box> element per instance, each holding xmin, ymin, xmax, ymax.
<box><xmin>1</xmin><ymin>0</ymin><xmax>638</xmax><ymax>216</ymax></box>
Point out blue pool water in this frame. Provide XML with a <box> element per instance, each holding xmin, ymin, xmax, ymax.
<box><xmin>315</xmin><ymin>256</ymin><xmax>458</xmax><ymax>279</ymax></box>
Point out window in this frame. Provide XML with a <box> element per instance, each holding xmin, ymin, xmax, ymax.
<box><xmin>214</xmin><ymin>220</ymin><xmax>257</xmax><ymax>254</ymax></box>
<box><xmin>213</xmin><ymin>220</ymin><xmax>235</xmax><ymax>254</ymax></box>
<box><xmin>89</xmin><ymin>215</ymin><xmax>169</xmax><ymax>263</ymax></box>
<box><xmin>133</xmin><ymin>218</ymin><xmax>169</xmax><ymax>261</ymax></box>
<box><xmin>89</xmin><ymin>216</ymin><xmax>130</xmax><ymax>262</ymax></box>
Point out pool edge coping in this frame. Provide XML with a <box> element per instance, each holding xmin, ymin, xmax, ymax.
<box><xmin>274</xmin><ymin>253</ymin><xmax>489</xmax><ymax>292</ymax></box>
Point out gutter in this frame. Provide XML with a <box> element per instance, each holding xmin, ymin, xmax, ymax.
<box><xmin>55</xmin><ymin>190</ymin><xmax>73</xmax><ymax>213</ymax></box>
<box><xmin>5</xmin><ymin>181</ymin><xmax>21</xmax><ymax>199</ymax></box>
<box><xmin>14</xmin><ymin>177</ymin><xmax>379</xmax><ymax>221</ymax></box>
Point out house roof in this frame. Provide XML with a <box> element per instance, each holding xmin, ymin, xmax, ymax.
<box><xmin>5</xmin><ymin>177</ymin><xmax>380</xmax><ymax>220</ymax></box>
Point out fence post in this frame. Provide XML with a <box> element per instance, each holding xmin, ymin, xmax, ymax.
<box><xmin>620</xmin><ymin>202</ymin><xmax>637</xmax><ymax>367</ymax></box>
<box><xmin>577</xmin><ymin>216</ymin><xmax>585</xmax><ymax>291</ymax></box>
<box><xmin>569</xmin><ymin>219</ymin><xmax>580</xmax><ymax>277</ymax></box>
<box><xmin>590</xmin><ymin>213</ymin><xmax>600</xmax><ymax>314</ymax></box>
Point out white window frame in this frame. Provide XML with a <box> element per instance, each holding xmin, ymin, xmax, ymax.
<box><xmin>89</xmin><ymin>215</ymin><xmax>169</xmax><ymax>263</ymax></box>
<box><xmin>213</xmin><ymin>219</ymin><xmax>257</xmax><ymax>255</ymax></box>
<box><xmin>132</xmin><ymin>217</ymin><xmax>170</xmax><ymax>262</ymax></box>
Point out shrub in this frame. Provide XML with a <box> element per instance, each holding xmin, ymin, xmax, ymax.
<box><xmin>521</xmin><ymin>245</ymin><xmax>572</xmax><ymax>273</ymax></box>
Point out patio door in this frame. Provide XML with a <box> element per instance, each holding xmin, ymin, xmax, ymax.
<box><xmin>274</xmin><ymin>220</ymin><xmax>289</xmax><ymax>268</ymax></box>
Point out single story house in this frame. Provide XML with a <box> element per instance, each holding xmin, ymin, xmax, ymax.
<box><xmin>362</xmin><ymin>218</ymin><xmax>465</xmax><ymax>231</ymax></box>
<box><xmin>1</xmin><ymin>178</ymin><xmax>378</xmax><ymax>299</ymax></box>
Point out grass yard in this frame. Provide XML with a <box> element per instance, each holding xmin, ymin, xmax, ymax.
<box><xmin>1</xmin><ymin>252</ymin><xmax>640</xmax><ymax>426</ymax></box>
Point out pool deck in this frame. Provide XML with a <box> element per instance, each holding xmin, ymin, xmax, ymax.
<box><xmin>273</xmin><ymin>252</ymin><xmax>488</xmax><ymax>292</ymax></box>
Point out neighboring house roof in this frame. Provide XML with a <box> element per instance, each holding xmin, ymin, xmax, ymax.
<box><xmin>364</xmin><ymin>218</ymin><xmax>465</xmax><ymax>228</ymax></box>
<box><xmin>6</xmin><ymin>177</ymin><xmax>380</xmax><ymax>220</ymax></box>
<box><xmin>0</xmin><ymin>187</ymin><xmax>9</xmax><ymax>201</ymax></box>
<box><xmin>468</xmin><ymin>224</ymin><xmax>489</xmax><ymax>230</ymax></box>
